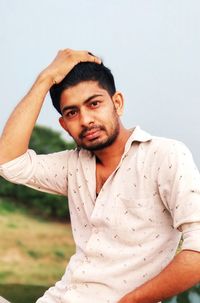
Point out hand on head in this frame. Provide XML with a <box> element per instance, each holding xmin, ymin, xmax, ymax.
<box><xmin>43</xmin><ymin>49</ymin><xmax>101</xmax><ymax>85</ymax></box>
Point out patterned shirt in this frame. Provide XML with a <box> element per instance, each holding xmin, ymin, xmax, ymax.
<box><xmin>1</xmin><ymin>126</ymin><xmax>200</xmax><ymax>303</ymax></box>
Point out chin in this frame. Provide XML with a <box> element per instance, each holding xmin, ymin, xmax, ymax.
<box><xmin>82</xmin><ymin>139</ymin><xmax>115</xmax><ymax>151</ymax></box>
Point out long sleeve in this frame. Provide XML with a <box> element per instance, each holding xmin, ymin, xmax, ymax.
<box><xmin>158</xmin><ymin>141</ymin><xmax>200</xmax><ymax>252</ymax></box>
<box><xmin>0</xmin><ymin>149</ymin><xmax>74</xmax><ymax>196</ymax></box>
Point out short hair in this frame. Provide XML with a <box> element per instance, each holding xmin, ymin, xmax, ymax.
<box><xmin>50</xmin><ymin>62</ymin><xmax>116</xmax><ymax>114</ymax></box>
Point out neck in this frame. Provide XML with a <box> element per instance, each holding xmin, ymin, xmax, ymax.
<box><xmin>94</xmin><ymin>124</ymin><xmax>132</xmax><ymax>167</ymax></box>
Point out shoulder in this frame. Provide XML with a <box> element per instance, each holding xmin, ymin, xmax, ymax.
<box><xmin>145</xmin><ymin>136</ymin><xmax>195</xmax><ymax>173</ymax></box>
<box><xmin>148</xmin><ymin>135</ymin><xmax>191</xmax><ymax>157</ymax></box>
<box><xmin>133</xmin><ymin>126</ymin><xmax>191</xmax><ymax>158</ymax></box>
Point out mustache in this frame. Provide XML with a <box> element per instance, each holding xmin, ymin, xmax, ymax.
<box><xmin>79</xmin><ymin>125</ymin><xmax>106</xmax><ymax>139</ymax></box>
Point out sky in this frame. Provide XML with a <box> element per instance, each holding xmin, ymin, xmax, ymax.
<box><xmin>0</xmin><ymin>0</ymin><xmax>200</xmax><ymax>167</ymax></box>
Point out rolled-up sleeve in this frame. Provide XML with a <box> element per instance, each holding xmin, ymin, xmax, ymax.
<box><xmin>158</xmin><ymin>141</ymin><xmax>200</xmax><ymax>252</ymax></box>
<box><xmin>0</xmin><ymin>149</ymin><xmax>72</xmax><ymax>196</ymax></box>
<box><xmin>180</xmin><ymin>222</ymin><xmax>200</xmax><ymax>252</ymax></box>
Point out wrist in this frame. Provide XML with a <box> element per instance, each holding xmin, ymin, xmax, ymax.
<box><xmin>37</xmin><ymin>69</ymin><xmax>56</xmax><ymax>88</ymax></box>
<box><xmin>27</xmin><ymin>70</ymin><xmax>55</xmax><ymax>99</ymax></box>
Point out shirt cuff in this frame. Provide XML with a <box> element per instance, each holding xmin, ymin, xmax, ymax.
<box><xmin>180</xmin><ymin>222</ymin><xmax>200</xmax><ymax>252</ymax></box>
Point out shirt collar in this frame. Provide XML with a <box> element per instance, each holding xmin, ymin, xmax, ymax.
<box><xmin>80</xmin><ymin>126</ymin><xmax>152</xmax><ymax>158</ymax></box>
<box><xmin>123</xmin><ymin>126</ymin><xmax>152</xmax><ymax>154</ymax></box>
<box><xmin>129</xmin><ymin>125</ymin><xmax>152</xmax><ymax>143</ymax></box>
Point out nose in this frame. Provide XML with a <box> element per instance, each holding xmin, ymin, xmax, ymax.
<box><xmin>79</xmin><ymin>108</ymin><xmax>94</xmax><ymax>127</ymax></box>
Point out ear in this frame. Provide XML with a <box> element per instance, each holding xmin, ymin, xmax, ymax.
<box><xmin>59</xmin><ymin>116</ymin><xmax>68</xmax><ymax>132</ymax></box>
<box><xmin>112</xmin><ymin>91</ymin><xmax>124</xmax><ymax>116</ymax></box>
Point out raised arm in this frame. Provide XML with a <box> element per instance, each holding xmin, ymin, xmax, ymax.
<box><xmin>0</xmin><ymin>49</ymin><xmax>100</xmax><ymax>164</ymax></box>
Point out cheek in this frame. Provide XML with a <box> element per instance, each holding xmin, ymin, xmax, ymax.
<box><xmin>99</xmin><ymin>108</ymin><xmax>118</xmax><ymax>124</ymax></box>
<box><xmin>64</xmin><ymin>123</ymin><xmax>80</xmax><ymax>138</ymax></box>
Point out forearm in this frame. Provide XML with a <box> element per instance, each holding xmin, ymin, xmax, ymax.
<box><xmin>0</xmin><ymin>49</ymin><xmax>100</xmax><ymax>164</ymax></box>
<box><xmin>118</xmin><ymin>250</ymin><xmax>200</xmax><ymax>303</ymax></box>
<box><xmin>0</xmin><ymin>72</ymin><xmax>53</xmax><ymax>164</ymax></box>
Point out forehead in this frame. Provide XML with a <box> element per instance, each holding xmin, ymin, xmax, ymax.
<box><xmin>60</xmin><ymin>81</ymin><xmax>109</xmax><ymax>107</ymax></box>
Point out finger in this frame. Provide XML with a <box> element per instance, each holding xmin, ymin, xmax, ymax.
<box><xmin>86</xmin><ymin>51</ymin><xmax>101</xmax><ymax>63</ymax></box>
<box><xmin>88</xmin><ymin>51</ymin><xmax>94</xmax><ymax>56</ymax></box>
<box><xmin>87</xmin><ymin>51</ymin><xmax>101</xmax><ymax>64</ymax></box>
<box><xmin>93</xmin><ymin>56</ymin><xmax>101</xmax><ymax>64</ymax></box>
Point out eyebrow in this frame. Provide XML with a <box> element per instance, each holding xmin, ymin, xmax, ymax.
<box><xmin>62</xmin><ymin>94</ymin><xmax>103</xmax><ymax>114</ymax></box>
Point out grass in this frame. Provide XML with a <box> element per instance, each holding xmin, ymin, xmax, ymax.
<box><xmin>0</xmin><ymin>198</ymin><xmax>200</xmax><ymax>303</ymax></box>
<box><xmin>0</xmin><ymin>284</ymin><xmax>48</xmax><ymax>303</ymax></box>
<box><xmin>0</xmin><ymin>198</ymin><xmax>75</xmax><ymax>302</ymax></box>
<box><xmin>0</xmin><ymin>198</ymin><xmax>25</xmax><ymax>215</ymax></box>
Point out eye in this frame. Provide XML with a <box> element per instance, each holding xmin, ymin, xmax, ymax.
<box><xmin>89</xmin><ymin>100</ymin><xmax>100</xmax><ymax>108</ymax></box>
<box><xmin>65</xmin><ymin>109</ymin><xmax>78</xmax><ymax>119</ymax></box>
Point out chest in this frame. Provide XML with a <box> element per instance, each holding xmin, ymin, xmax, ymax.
<box><xmin>68</xmin><ymin>159</ymin><xmax>172</xmax><ymax>247</ymax></box>
<box><xmin>95</xmin><ymin>165</ymin><xmax>116</xmax><ymax>194</ymax></box>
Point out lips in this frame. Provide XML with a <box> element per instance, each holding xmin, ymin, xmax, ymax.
<box><xmin>83</xmin><ymin>129</ymin><xmax>102</xmax><ymax>140</ymax></box>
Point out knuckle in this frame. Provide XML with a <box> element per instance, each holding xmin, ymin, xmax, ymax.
<box><xmin>65</xmin><ymin>48</ymin><xmax>71</xmax><ymax>53</ymax></box>
<box><xmin>62</xmin><ymin>48</ymin><xmax>72</xmax><ymax>56</ymax></box>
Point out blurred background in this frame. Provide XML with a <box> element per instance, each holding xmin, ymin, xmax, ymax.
<box><xmin>0</xmin><ymin>0</ymin><xmax>200</xmax><ymax>302</ymax></box>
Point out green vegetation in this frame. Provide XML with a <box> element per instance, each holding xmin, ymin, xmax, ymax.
<box><xmin>0</xmin><ymin>125</ymin><xmax>200</xmax><ymax>302</ymax></box>
<box><xmin>165</xmin><ymin>285</ymin><xmax>200</xmax><ymax>303</ymax></box>
<box><xmin>0</xmin><ymin>199</ymin><xmax>75</xmax><ymax>286</ymax></box>
<box><xmin>0</xmin><ymin>200</ymin><xmax>200</xmax><ymax>302</ymax></box>
<box><xmin>0</xmin><ymin>125</ymin><xmax>75</xmax><ymax>301</ymax></box>
<box><xmin>0</xmin><ymin>199</ymin><xmax>75</xmax><ymax>302</ymax></box>
<box><xmin>0</xmin><ymin>284</ymin><xmax>47</xmax><ymax>303</ymax></box>
<box><xmin>0</xmin><ymin>125</ymin><xmax>75</xmax><ymax>221</ymax></box>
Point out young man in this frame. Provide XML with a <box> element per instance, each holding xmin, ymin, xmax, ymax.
<box><xmin>0</xmin><ymin>49</ymin><xmax>200</xmax><ymax>303</ymax></box>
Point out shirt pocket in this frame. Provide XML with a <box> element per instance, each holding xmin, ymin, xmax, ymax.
<box><xmin>113</xmin><ymin>196</ymin><xmax>156</xmax><ymax>243</ymax></box>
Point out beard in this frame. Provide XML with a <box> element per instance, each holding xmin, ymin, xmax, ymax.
<box><xmin>75</xmin><ymin>111</ymin><xmax>120</xmax><ymax>151</ymax></box>
<box><xmin>78</xmin><ymin>123</ymin><xmax>120</xmax><ymax>151</ymax></box>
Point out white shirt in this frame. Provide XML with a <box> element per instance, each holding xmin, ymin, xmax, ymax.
<box><xmin>1</xmin><ymin>126</ymin><xmax>200</xmax><ymax>303</ymax></box>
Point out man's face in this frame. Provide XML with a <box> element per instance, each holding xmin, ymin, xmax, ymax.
<box><xmin>59</xmin><ymin>81</ymin><xmax>123</xmax><ymax>151</ymax></box>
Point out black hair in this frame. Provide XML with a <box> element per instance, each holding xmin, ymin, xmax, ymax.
<box><xmin>50</xmin><ymin>62</ymin><xmax>116</xmax><ymax>114</ymax></box>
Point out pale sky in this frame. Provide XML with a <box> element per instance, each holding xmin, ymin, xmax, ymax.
<box><xmin>0</xmin><ymin>0</ymin><xmax>200</xmax><ymax>167</ymax></box>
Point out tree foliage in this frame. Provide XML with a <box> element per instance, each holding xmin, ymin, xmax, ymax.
<box><xmin>0</xmin><ymin>125</ymin><xmax>75</xmax><ymax>221</ymax></box>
